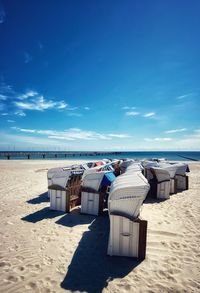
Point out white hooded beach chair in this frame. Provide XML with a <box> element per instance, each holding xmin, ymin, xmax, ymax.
<box><xmin>49</xmin><ymin>169</ymin><xmax>83</xmax><ymax>212</ymax></box>
<box><xmin>158</xmin><ymin>162</ymin><xmax>189</xmax><ymax>192</ymax></box>
<box><xmin>126</xmin><ymin>162</ymin><xmax>144</xmax><ymax>173</ymax></box>
<box><xmin>47</xmin><ymin>167</ymin><xmax>65</xmax><ymax>198</ymax></box>
<box><xmin>141</xmin><ymin>161</ymin><xmax>159</xmax><ymax>181</ymax></box>
<box><xmin>158</xmin><ymin>163</ymin><xmax>178</xmax><ymax>194</ymax></box>
<box><xmin>108</xmin><ymin>172</ymin><xmax>149</xmax><ymax>219</ymax></box>
<box><xmin>174</xmin><ymin>163</ymin><xmax>189</xmax><ymax>191</ymax></box>
<box><xmin>119</xmin><ymin>159</ymin><xmax>135</xmax><ymax>174</ymax></box>
<box><xmin>107</xmin><ymin>172</ymin><xmax>149</xmax><ymax>259</ymax></box>
<box><xmin>107</xmin><ymin>215</ymin><xmax>147</xmax><ymax>259</ymax></box>
<box><xmin>149</xmin><ymin>167</ymin><xmax>170</xmax><ymax>199</ymax></box>
<box><xmin>81</xmin><ymin>171</ymin><xmax>115</xmax><ymax>216</ymax></box>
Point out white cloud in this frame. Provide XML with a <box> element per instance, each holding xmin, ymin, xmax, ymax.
<box><xmin>165</xmin><ymin>128</ymin><xmax>187</xmax><ymax>134</ymax></box>
<box><xmin>17</xmin><ymin>90</ymin><xmax>38</xmax><ymax>100</ymax></box>
<box><xmin>144</xmin><ymin>137</ymin><xmax>172</xmax><ymax>142</ymax></box>
<box><xmin>84</xmin><ymin>106</ymin><xmax>90</xmax><ymax>110</ymax></box>
<box><xmin>15</xmin><ymin>95</ymin><xmax>67</xmax><ymax>111</ymax></box>
<box><xmin>14</xmin><ymin>110</ymin><xmax>26</xmax><ymax>117</ymax></box>
<box><xmin>176</xmin><ymin>94</ymin><xmax>193</xmax><ymax>100</ymax></box>
<box><xmin>0</xmin><ymin>94</ymin><xmax>7</xmax><ymax>101</ymax></box>
<box><xmin>11</xmin><ymin>127</ymin><xmax>131</xmax><ymax>141</ymax></box>
<box><xmin>125</xmin><ymin>111</ymin><xmax>140</xmax><ymax>116</ymax></box>
<box><xmin>11</xmin><ymin>127</ymin><xmax>35</xmax><ymax>133</ymax></box>
<box><xmin>7</xmin><ymin>120</ymin><xmax>15</xmax><ymax>123</ymax></box>
<box><xmin>0</xmin><ymin>133</ymin><xmax>61</xmax><ymax>147</ymax></box>
<box><xmin>57</xmin><ymin>101</ymin><xmax>67</xmax><ymax>109</ymax></box>
<box><xmin>122</xmin><ymin>106</ymin><xmax>136</xmax><ymax>110</ymax></box>
<box><xmin>20</xmin><ymin>128</ymin><xmax>36</xmax><ymax>133</ymax></box>
<box><xmin>143</xmin><ymin>112</ymin><xmax>155</xmax><ymax>118</ymax></box>
<box><xmin>107</xmin><ymin>134</ymin><xmax>131</xmax><ymax>138</ymax></box>
<box><xmin>1</xmin><ymin>113</ymin><xmax>8</xmax><ymax>116</ymax></box>
<box><xmin>48</xmin><ymin>135</ymin><xmax>75</xmax><ymax>141</ymax></box>
<box><xmin>0</xmin><ymin>82</ymin><xmax>14</xmax><ymax>94</ymax></box>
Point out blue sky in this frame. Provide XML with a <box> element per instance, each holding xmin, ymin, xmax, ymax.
<box><xmin>0</xmin><ymin>0</ymin><xmax>200</xmax><ymax>151</ymax></box>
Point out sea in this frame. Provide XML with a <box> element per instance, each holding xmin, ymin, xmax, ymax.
<box><xmin>0</xmin><ymin>151</ymin><xmax>200</xmax><ymax>161</ymax></box>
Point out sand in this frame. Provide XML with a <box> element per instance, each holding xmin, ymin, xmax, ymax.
<box><xmin>0</xmin><ymin>160</ymin><xmax>200</xmax><ymax>293</ymax></box>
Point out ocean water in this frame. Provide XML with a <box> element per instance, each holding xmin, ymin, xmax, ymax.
<box><xmin>0</xmin><ymin>151</ymin><xmax>200</xmax><ymax>161</ymax></box>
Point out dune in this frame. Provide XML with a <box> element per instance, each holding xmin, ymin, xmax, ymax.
<box><xmin>0</xmin><ymin>160</ymin><xmax>200</xmax><ymax>293</ymax></box>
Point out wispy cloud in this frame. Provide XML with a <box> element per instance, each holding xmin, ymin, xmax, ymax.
<box><xmin>122</xmin><ymin>106</ymin><xmax>136</xmax><ymax>110</ymax></box>
<box><xmin>144</xmin><ymin>137</ymin><xmax>172</xmax><ymax>142</ymax></box>
<box><xmin>15</xmin><ymin>95</ymin><xmax>67</xmax><ymax>111</ymax></box>
<box><xmin>11</xmin><ymin>127</ymin><xmax>35</xmax><ymax>133</ymax></box>
<box><xmin>107</xmin><ymin>133</ymin><xmax>131</xmax><ymax>138</ymax></box>
<box><xmin>165</xmin><ymin>128</ymin><xmax>187</xmax><ymax>134</ymax></box>
<box><xmin>143</xmin><ymin>112</ymin><xmax>155</xmax><ymax>118</ymax></box>
<box><xmin>176</xmin><ymin>93</ymin><xmax>193</xmax><ymax>100</ymax></box>
<box><xmin>0</xmin><ymin>83</ymin><xmax>78</xmax><ymax>116</ymax></box>
<box><xmin>1</xmin><ymin>112</ymin><xmax>8</xmax><ymax>116</ymax></box>
<box><xmin>24</xmin><ymin>52</ymin><xmax>32</xmax><ymax>64</ymax></box>
<box><xmin>0</xmin><ymin>133</ymin><xmax>61</xmax><ymax>147</ymax></box>
<box><xmin>84</xmin><ymin>106</ymin><xmax>90</xmax><ymax>110</ymax></box>
<box><xmin>0</xmin><ymin>2</ymin><xmax>5</xmax><ymax>24</ymax></box>
<box><xmin>17</xmin><ymin>90</ymin><xmax>38</xmax><ymax>100</ymax></box>
<box><xmin>125</xmin><ymin>111</ymin><xmax>140</xmax><ymax>116</ymax></box>
<box><xmin>0</xmin><ymin>94</ymin><xmax>7</xmax><ymax>101</ymax></box>
<box><xmin>14</xmin><ymin>110</ymin><xmax>26</xmax><ymax>117</ymax></box>
<box><xmin>11</xmin><ymin>127</ymin><xmax>131</xmax><ymax>141</ymax></box>
<box><xmin>0</xmin><ymin>82</ymin><xmax>14</xmax><ymax>94</ymax></box>
<box><xmin>7</xmin><ymin>120</ymin><xmax>15</xmax><ymax>123</ymax></box>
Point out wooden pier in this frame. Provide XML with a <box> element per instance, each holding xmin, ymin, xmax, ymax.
<box><xmin>0</xmin><ymin>151</ymin><xmax>122</xmax><ymax>160</ymax></box>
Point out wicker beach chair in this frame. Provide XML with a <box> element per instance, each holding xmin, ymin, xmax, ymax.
<box><xmin>49</xmin><ymin>169</ymin><xmax>83</xmax><ymax>213</ymax></box>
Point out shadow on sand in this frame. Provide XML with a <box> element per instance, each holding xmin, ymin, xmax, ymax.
<box><xmin>61</xmin><ymin>211</ymin><xmax>141</xmax><ymax>293</ymax></box>
<box><xmin>56</xmin><ymin>207</ymin><xmax>96</xmax><ymax>228</ymax></box>
<box><xmin>21</xmin><ymin>207</ymin><xmax>64</xmax><ymax>223</ymax></box>
<box><xmin>27</xmin><ymin>191</ymin><xmax>49</xmax><ymax>204</ymax></box>
<box><xmin>143</xmin><ymin>197</ymin><xmax>167</xmax><ymax>204</ymax></box>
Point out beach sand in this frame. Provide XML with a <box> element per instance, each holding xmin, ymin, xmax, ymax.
<box><xmin>0</xmin><ymin>160</ymin><xmax>200</xmax><ymax>293</ymax></box>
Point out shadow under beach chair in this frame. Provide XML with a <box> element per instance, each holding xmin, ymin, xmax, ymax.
<box><xmin>21</xmin><ymin>207</ymin><xmax>65</xmax><ymax>223</ymax></box>
<box><xmin>27</xmin><ymin>191</ymin><xmax>49</xmax><ymax>204</ymax></box>
<box><xmin>56</xmin><ymin>207</ymin><xmax>96</xmax><ymax>228</ymax></box>
<box><xmin>61</xmin><ymin>212</ymin><xmax>141</xmax><ymax>293</ymax></box>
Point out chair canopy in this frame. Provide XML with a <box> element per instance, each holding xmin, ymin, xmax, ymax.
<box><xmin>108</xmin><ymin>172</ymin><xmax>149</xmax><ymax>220</ymax></box>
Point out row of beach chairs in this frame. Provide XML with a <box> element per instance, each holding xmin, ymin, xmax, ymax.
<box><xmin>47</xmin><ymin>158</ymin><xmax>190</xmax><ymax>260</ymax></box>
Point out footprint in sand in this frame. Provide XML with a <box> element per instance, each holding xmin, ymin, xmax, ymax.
<box><xmin>7</xmin><ymin>275</ymin><xmax>20</xmax><ymax>282</ymax></box>
<box><xmin>26</xmin><ymin>281</ymin><xmax>38</xmax><ymax>290</ymax></box>
<box><xmin>0</xmin><ymin>261</ymin><xmax>11</xmax><ymax>268</ymax></box>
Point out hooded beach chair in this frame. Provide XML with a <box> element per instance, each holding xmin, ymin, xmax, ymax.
<box><xmin>158</xmin><ymin>163</ymin><xmax>178</xmax><ymax>194</ymax></box>
<box><xmin>149</xmin><ymin>167</ymin><xmax>170</xmax><ymax>199</ymax></box>
<box><xmin>174</xmin><ymin>163</ymin><xmax>190</xmax><ymax>191</ymax></box>
<box><xmin>119</xmin><ymin>159</ymin><xmax>135</xmax><ymax>174</ymax></box>
<box><xmin>48</xmin><ymin>169</ymin><xmax>84</xmax><ymax>212</ymax></box>
<box><xmin>107</xmin><ymin>172</ymin><xmax>149</xmax><ymax>259</ymax></box>
<box><xmin>81</xmin><ymin>171</ymin><xmax>115</xmax><ymax>216</ymax></box>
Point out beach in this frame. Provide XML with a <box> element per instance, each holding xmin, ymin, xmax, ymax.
<box><xmin>0</xmin><ymin>160</ymin><xmax>200</xmax><ymax>293</ymax></box>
